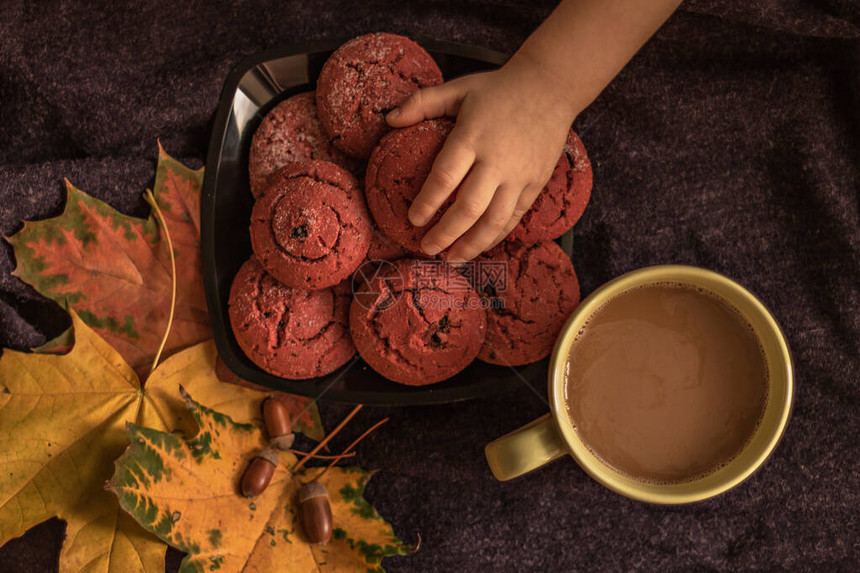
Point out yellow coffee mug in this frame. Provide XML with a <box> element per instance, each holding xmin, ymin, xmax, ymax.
<box><xmin>484</xmin><ymin>265</ymin><xmax>794</xmax><ymax>504</ymax></box>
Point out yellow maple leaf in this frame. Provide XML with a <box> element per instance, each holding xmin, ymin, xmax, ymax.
<box><xmin>109</xmin><ymin>392</ymin><xmax>413</xmax><ymax>572</ymax></box>
<box><xmin>0</xmin><ymin>312</ymin><xmax>323</xmax><ymax>572</ymax></box>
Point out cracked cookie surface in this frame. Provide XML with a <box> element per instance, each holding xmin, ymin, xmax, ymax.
<box><xmin>365</xmin><ymin>119</ymin><xmax>453</xmax><ymax>253</ymax></box>
<box><xmin>228</xmin><ymin>256</ymin><xmax>355</xmax><ymax>379</ymax></box>
<box><xmin>316</xmin><ymin>32</ymin><xmax>443</xmax><ymax>159</ymax></box>
<box><xmin>367</xmin><ymin>225</ymin><xmax>412</xmax><ymax>261</ymax></box>
<box><xmin>250</xmin><ymin>160</ymin><xmax>371</xmax><ymax>289</ymax></box>
<box><xmin>476</xmin><ymin>241</ymin><xmax>580</xmax><ymax>366</ymax></box>
<box><xmin>349</xmin><ymin>258</ymin><xmax>486</xmax><ymax>385</ymax></box>
<box><xmin>508</xmin><ymin>130</ymin><xmax>593</xmax><ymax>244</ymax></box>
<box><xmin>248</xmin><ymin>91</ymin><xmax>358</xmax><ymax>198</ymax></box>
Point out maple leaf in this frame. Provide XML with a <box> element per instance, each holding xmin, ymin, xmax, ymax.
<box><xmin>109</xmin><ymin>391</ymin><xmax>413</xmax><ymax>573</ymax></box>
<box><xmin>6</xmin><ymin>143</ymin><xmax>211</xmax><ymax>379</ymax></box>
<box><xmin>0</xmin><ymin>312</ymin><xmax>166</xmax><ymax>572</ymax></box>
<box><xmin>0</xmin><ymin>312</ymin><xmax>325</xmax><ymax>572</ymax></box>
<box><xmin>6</xmin><ymin>142</ymin><xmax>323</xmax><ymax>438</ymax></box>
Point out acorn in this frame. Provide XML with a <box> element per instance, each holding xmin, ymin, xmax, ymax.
<box><xmin>241</xmin><ymin>446</ymin><xmax>279</xmax><ymax>497</ymax></box>
<box><xmin>262</xmin><ymin>396</ymin><xmax>295</xmax><ymax>450</ymax></box>
<box><xmin>298</xmin><ymin>481</ymin><xmax>333</xmax><ymax>544</ymax></box>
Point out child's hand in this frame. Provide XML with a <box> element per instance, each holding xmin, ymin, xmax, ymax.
<box><xmin>386</xmin><ymin>57</ymin><xmax>578</xmax><ymax>262</ymax></box>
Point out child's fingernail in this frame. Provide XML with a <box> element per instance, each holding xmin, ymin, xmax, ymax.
<box><xmin>409</xmin><ymin>209</ymin><xmax>427</xmax><ymax>227</ymax></box>
<box><xmin>387</xmin><ymin>108</ymin><xmax>401</xmax><ymax>121</ymax></box>
<box><xmin>441</xmin><ymin>249</ymin><xmax>467</xmax><ymax>266</ymax></box>
<box><xmin>422</xmin><ymin>241</ymin><xmax>441</xmax><ymax>256</ymax></box>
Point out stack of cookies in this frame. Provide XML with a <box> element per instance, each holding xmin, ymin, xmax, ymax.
<box><xmin>229</xmin><ymin>33</ymin><xmax>591</xmax><ymax>386</ymax></box>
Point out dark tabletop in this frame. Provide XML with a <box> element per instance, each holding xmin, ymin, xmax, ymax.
<box><xmin>1</xmin><ymin>1</ymin><xmax>859</xmax><ymax>571</ymax></box>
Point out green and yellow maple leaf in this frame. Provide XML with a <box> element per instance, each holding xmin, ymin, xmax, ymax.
<box><xmin>109</xmin><ymin>392</ymin><xmax>412</xmax><ymax>573</ymax></box>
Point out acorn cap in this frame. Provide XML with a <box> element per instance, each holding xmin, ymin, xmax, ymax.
<box><xmin>271</xmin><ymin>433</ymin><xmax>295</xmax><ymax>450</ymax></box>
<box><xmin>299</xmin><ymin>480</ymin><xmax>328</xmax><ymax>503</ymax></box>
<box><xmin>256</xmin><ymin>446</ymin><xmax>280</xmax><ymax>467</ymax></box>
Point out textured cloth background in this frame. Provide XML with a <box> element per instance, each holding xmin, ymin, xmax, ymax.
<box><xmin>1</xmin><ymin>1</ymin><xmax>859</xmax><ymax>571</ymax></box>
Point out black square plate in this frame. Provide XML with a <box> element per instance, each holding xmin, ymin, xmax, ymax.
<box><xmin>202</xmin><ymin>38</ymin><xmax>573</xmax><ymax>405</ymax></box>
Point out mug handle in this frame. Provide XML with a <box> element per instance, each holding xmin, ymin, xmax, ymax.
<box><xmin>485</xmin><ymin>414</ymin><xmax>568</xmax><ymax>481</ymax></box>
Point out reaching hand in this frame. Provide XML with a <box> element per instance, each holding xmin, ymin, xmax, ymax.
<box><xmin>386</xmin><ymin>57</ymin><xmax>577</xmax><ymax>262</ymax></box>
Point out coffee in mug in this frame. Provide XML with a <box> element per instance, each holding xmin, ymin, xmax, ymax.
<box><xmin>564</xmin><ymin>282</ymin><xmax>769</xmax><ymax>484</ymax></box>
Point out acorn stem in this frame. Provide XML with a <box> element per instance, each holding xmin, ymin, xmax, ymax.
<box><xmin>288</xmin><ymin>449</ymin><xmax>356</xmax><ymax>460</ymax></box>
<box><xmin>315</xmin><ymin>417</ymin><xmax>389</xmax><ymax>480</ymax></box>
<box><xmin>292</xmin><ymin>404</ymin><xmax>363</xmax><ymax>473</ymax></box>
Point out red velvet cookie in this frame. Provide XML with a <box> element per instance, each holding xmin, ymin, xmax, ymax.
<box><xmin>249</xmin><ymin>91</ymin><xmax>358</xmax><ymax>198</ymax></box>
<box><xmin>316</xmin><ymin>33</ymin><xmax>443</xmax><ymax>159</ymax></box>
<box><xmin>365</xmin><ymin>119</ymin><xmax>453</xmax><ymax>253</ymax></box>
<box><xmin>476</xmin><ymin>241</ymin><xmax>580</xmax><ymax>366</ymax></box>
<box><xmin>228</xmin><ymin>257</ymin><xmax>355</xmax><ymax>379</ymax></box>
<box><xmin>250</xmin><ymin>160</ymin><xmax>371</xmax><ymax>289</ymax></box>
<box><xmin>508</xmin><ymin>130</ymin><xmax>593</xmax><ymax>244</ymax></box>
<box><xmin>350</xmin><ymin>258</ymin><xmax>486</xmax><ymax>385</ymax></box>
<box><xmin>259</xmin><ymin>159</ymin><xmax>364</xmax><ymax>201</ymax></box>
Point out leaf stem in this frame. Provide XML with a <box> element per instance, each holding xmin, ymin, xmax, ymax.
<box><xmin>292</xmin><ymin>404</ymin><xmax>362</xmax><ymax>473</ymax></box>
<box><xmin>144</xmin><ymin>189</ymin><xmax>176</xmax><ymax>377</ymax></box>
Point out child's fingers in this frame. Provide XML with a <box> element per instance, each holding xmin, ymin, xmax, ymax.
<box><xmin>387</xmin><ymin>82</ymin><xmax>465</xmax><ymax>127</ymax></box>
<box><xmin>487</xmin><ymin>183</ymin><xmax>543</xmax><ymax>249</ymax></box>
<box><xmin>418</xmin><ymin>164</ymin><xmax>497</xmax><ymax>256</ymax></box>
<box><xmin>408</xmin><ymin>135</ymin><xmax>476</xmax><ymax>227</ymax></box>
<box><xmin>445</xmin><ymin>183</ymin><xmax>522</xmax><ymax>263</ymax></box>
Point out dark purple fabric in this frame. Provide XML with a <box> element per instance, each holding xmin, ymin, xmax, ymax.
<box><xmin>1</xmin><ymin>1</ymin><xmax>858</xmax><ymax>571</ymax></box>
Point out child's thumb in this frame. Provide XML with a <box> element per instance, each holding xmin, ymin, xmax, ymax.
<box><xmin>387</xmin><ymin>83</ymin><xmax>462</xmax><ymax>127</ymax></box>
